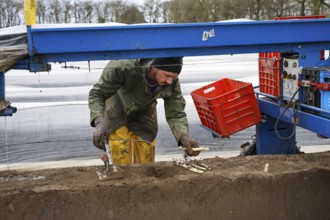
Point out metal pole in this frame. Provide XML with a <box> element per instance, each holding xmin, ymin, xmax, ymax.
<box><xmin>0</xmin><ymin>71</ymin><xmax>4</xmax><ymax>101</ymax></box>
<box><xmin>0</xmin><ymin>71</ymin><xmax>17</xmax><ymax>116</ymax></box>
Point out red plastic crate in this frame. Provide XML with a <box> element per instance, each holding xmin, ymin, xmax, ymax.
<box><xmin>191</xmin><ymin>78</ymin><xmax>262</xmax><ymax>137</ymax></box>
<box><xmin>258</xmin><ymin>52</ymin><xmax>281</xmax><ymax>97</ymax></box>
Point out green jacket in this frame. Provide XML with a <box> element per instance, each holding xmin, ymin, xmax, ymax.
<box><xmin>88</xmin><ymin>59</ymin><xmax>189</xmax><ymax>143</ymax></box>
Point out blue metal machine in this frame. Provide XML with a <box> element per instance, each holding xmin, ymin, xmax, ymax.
<box><xmin>1</xmin><ymin>2</ymin><xmax>330</xmax><ymax>154</ymax></box>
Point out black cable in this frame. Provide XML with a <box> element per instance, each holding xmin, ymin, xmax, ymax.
<box><xmin>274</xmin><ymin>87</ymin><xmax>300</xmax><ymax>140</ymax></box>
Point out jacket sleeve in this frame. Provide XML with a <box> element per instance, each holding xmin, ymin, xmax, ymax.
<box><xmin>163</xmin><ymin>78</ymin><xmax>189</xmax><ymax>142</ymax></box>
<box><xmin>88</xmin><ymin>61</ymin><xmax>125</xmax><ymax>127</ymax></box>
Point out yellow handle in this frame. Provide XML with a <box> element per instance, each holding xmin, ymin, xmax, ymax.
<box><xmin>24</xmin><ymin>0</ymin><xmax>36</xmax><ymax>25</ymax></box>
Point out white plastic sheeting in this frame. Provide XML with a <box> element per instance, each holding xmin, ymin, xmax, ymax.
<box><xmin>0</xmin><ymin>25</ymin><xmax>28</xmax><ymax>71</ymax></box>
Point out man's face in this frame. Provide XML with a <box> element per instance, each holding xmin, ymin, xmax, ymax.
<box><xmin>155</xmin><ymin>69</ymin><xmax>179</xmax><ymax>86</ymax></box>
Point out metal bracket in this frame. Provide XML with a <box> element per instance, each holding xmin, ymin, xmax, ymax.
<box><xmin>0</xmin><ymin>100</ymin><xmax>17</xmax><ymax>116</ymax></box>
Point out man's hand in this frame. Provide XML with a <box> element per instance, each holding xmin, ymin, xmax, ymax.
<box><xmin>93</xmin><ymin>117</ymin><xmax>108</xmax><ymax>151</ymax></box>
<box><xmin>179</xmin><ymin>134</ymin><xmax>201</xmax><ymax>157</ymax></box>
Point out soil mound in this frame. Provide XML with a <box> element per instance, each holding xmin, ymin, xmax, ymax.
<box><xmin>1</xmin><ymin>152</ymin><xmax>330</xmax><ymax>220</ymax></box>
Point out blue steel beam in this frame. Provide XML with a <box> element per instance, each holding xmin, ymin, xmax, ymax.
<box><xmin>29</xmin><ymin>19</ymin><xmax>330</xmax><ymax>62</ymax></box>
<box><xmin>258</xmin><ymin>97</ymin><xmax>330</xmax><ymax>138</ymax></box>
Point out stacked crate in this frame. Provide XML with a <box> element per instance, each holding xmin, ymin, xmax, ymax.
<box><xmin>258</xmin><ymin>52</ymin><xmax>281</xmax><ymax>97</ymax></box>
<box><xmin>258</xmin><ymin>15</ymin><xmax>326</xmax><ymax>98</ymax></box>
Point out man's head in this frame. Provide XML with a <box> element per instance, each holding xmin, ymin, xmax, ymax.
<box><xmin>149</xmin><ymin>57</ymin><xmax>183</xmax><ymax>86</ymax></box>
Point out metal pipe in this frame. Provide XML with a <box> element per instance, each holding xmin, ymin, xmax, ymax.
<box><xmin>299</xmin><ymin>103</ymin><xmax>330</xmax><ymax>115</ymax></box>
<box><xmin>0</xmin><ymin>109</ymin><xmax>15</xmax><ymax>117</ymax></box>
<box><xmin>255</xmin><ymin>91</ymin><xmax>279</xmax><ymax>100</ymax></box>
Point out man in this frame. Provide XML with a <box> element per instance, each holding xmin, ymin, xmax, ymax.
<box><xmin>89</xmin><ymin>57</ymin><xmax>200</xmax><ymax>164</ymax></box>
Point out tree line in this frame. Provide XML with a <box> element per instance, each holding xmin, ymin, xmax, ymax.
<box><xmin>0</xmin><ymin>0</ymin><xmax>330</xmax><ymax>28</ymax></box>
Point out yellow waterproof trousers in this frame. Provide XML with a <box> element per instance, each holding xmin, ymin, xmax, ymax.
<box><xmin>109</xmin><ymin>126</ymin><xmax>156</xmax><ymax>165</ymax></box>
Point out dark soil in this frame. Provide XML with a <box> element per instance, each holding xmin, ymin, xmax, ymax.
<box><xmin>1</xmin><ymin>152</ymin><xmax>330</xmax><ymax>220</ymax></box>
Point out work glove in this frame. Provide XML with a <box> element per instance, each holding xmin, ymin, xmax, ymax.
<box><xmin>179</xmin><ymin>134</ymin><xmax>201</xmax><ymax>157</ymax></box>
<box><xmin>93</xmin><ymin>116</ymin><xmax>108</xmax><ymax>151</ymax></box>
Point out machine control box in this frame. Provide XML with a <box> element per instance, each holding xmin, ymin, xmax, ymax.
<box><xmin>282</xmin><ymin>58</ymin><xmax>300</xmax><ymax>101</ymax></box>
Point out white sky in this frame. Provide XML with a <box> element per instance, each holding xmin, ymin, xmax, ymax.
<box><xmin>128</xmin><ymin>0</ymin><xmax>144</xmax><ymax>4</ymax></box>
<box><xmin>127</xmin><ymin>0</ymin><xmax>166</xmax><ymax>5</ymax></box>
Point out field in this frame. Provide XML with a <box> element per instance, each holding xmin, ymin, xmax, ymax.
<box><xmin>0</xmin><ymin>151</ymin><xmax>329</xmax><ymax>220</ymax></box>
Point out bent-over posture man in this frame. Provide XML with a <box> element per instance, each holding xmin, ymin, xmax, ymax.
<box><xmin>89</xmin><ymin>57</ymin><xmax>200</xmax><ymax>164</ymax></box>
